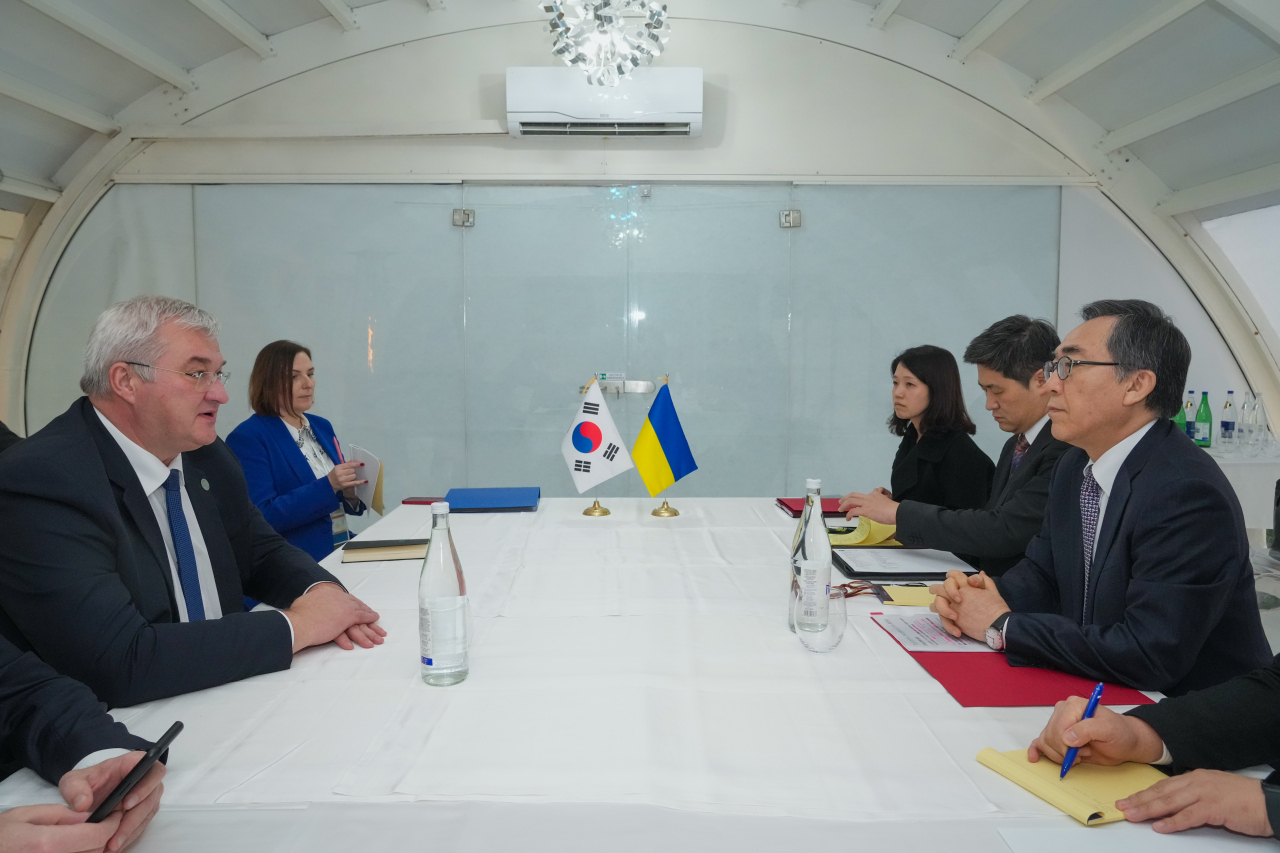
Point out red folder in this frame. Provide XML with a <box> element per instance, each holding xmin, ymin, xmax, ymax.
<box><xmin>875</xmin><ymin>620</ymin><xmax>1155</xmax><ymax>707</ymax></box>
<box><xmin>776</xmin><ymin>498</ymin><xmax>845</xmax><ymax>518</ymax></box>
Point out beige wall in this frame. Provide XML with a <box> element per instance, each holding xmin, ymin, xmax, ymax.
<box><xmin>0</xmin><ymin>212</ymin><xmax>22</xmax><ymax>268</ymax></box>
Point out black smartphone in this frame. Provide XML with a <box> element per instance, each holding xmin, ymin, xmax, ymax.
<box><xmin>87</xmin><ymin>721</ymin><xmax>183</xmax><ymax>823</ymax></box>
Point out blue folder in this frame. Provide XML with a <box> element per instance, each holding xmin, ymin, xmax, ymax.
<box><xmin>443</xmin><ymin>487</ymin><xmax>541</xmax><ymax>513</ymax></box>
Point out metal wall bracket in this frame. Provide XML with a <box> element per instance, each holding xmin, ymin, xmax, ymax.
<box><xmin>779</xmin><ymin>209</ymin><xmax>802</xmax><ymax>228</ymax></box>
<box><xmin>452</xmin><ymin>209</ymin><xmax>475</xmax><ymax>227</ymax></box>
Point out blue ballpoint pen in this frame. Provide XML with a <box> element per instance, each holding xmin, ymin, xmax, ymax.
<box><xmin>1060</xmin><ymin>682</ymin><xmax>1105</xmax><ymax>779</ymax></box>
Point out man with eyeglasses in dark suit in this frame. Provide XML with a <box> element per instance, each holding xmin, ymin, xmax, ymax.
<box><xmin>929</xmin><ymin>299</ymin><xmax>1270</xmax><ymax>696</ymax></box>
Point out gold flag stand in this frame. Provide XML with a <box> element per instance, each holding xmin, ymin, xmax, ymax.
<box><xmin>652</xmin><ymin>500</ymin><xmax>679</xmax><ymax>517</ymax></box>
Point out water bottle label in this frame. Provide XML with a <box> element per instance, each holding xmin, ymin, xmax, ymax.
<box><xmin>422</xmin><ymin>656</ymin><xmax>433</xmax><ymax>666</ymax></box>
<box><xmin>1195</xmin><ymin>423</ymin><xmax>1210</xmax><ymax>441</ymax></box>
<box><xmin>1221</xmin><ymin>421</ymin><xmax>1235</xmax><ymax>438</ymax></box>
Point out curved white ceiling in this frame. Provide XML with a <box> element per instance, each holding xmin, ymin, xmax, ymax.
<box><xmin>1</xmin><ymin>0</ymin><xmax>1279</xmax><ymax>217</ymax></box>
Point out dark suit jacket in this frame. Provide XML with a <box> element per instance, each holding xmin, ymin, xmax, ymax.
<box><xmin>0</xmin><ymin>419</ymin><xmax>20</xmax><ymax>455</ymax></box>
<box><xmin>895</xmin><ymin>422</ymin><xmax>1070</xmax><ymax>575</ymax></box>
<box><xmin>999</xmin><ymin>418</ymin><xmax>1272</xmax><ymax>696</ymax></box>
<box><xmin>0</xmin><ymin>634</ymin><xmax>151</xmax><ymax>784</ymax></box>
<box><xmin>890</xmin><ymin>425</ymin><xmax>994</xmax><ymax>512</ymax></box>
<box><xmin>0</xmin><ymin>398</ymin><xmax>340</xmax><ymax>708</ymax></box>
<box><xmin>1127</xmin><ymin>653</ymin><xmax>1280</xmax><ymax>771</ymax></box>
<box><xmin>226</xmin><ymin>412</ymin><xmax>363</xmax><ymax>563</ymax></box>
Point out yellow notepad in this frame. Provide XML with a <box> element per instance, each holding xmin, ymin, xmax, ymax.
<box><xmin>829</xmin><ymin>516</ymin><xmax>901</xmax><ymax>547</ymax></box>
<box><xmin>977</xmin><ymin>747</ymin><xmax>1168</xmax><ymax>826</ymax></box>
<box><xmin>881</xmin><ymin>585</ymin><xmax>936</xmax><ymax>606</ymax></box>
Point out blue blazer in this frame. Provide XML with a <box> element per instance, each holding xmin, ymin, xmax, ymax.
<box><xmin>226</xmin><ymin>412</ymin><xmax>364</xmax><ymax>562</ymax></box>
<box><xmin>999</xmin><ymin>418</ymin><xmax>1272</xmax><ymax>696</ymax></box>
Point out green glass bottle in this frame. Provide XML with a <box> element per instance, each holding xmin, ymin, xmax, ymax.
<box><xmin>1172</xmin><ymin>398</ymin><xmax>1187</xmax><ymax>433</ymax></box>
<box><xmin>1194</xmin><ymin>391</ymin><xmax>1212</xmax><ymax>447</ymax></box>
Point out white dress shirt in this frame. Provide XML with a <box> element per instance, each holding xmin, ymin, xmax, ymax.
<box><xmin>1022</xmin><ymin>413</ymin><xmax>1051</xmax><ymax>447</ymax></box>
<box><xmin>93</xmin><ymin>407</ymin><xmax>297</xmax><ymax>644</ymax></box>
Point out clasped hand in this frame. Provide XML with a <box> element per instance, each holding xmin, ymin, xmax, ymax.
<box><xmin>0</xmin><ymin>751</ymin><xmax>165</xmax><ymax>853</ymax></box>
<box><xmin>838</xmin><ymin>486</ymin><xmax>898</xmax><ymax>524</ymax></box>
<box><xmin>928</xmin><ymin>569</ymin><xmax>1009</xmax><ymax>640</ymax></box>
<box><xmin>1028</xmin><ymin>696</ymin><xmax>1273</xmax><ymax>836</ymax></box>
<box><xmin>284</xmin><ymin>582</ymin><xmax>386</xmax><ymax>653</ymax></box>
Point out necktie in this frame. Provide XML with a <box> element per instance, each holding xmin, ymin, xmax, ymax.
<box><xmin>1010</xmin><ymin>433</ymin><xmax>1031</xmax><ymax>471</ymax></box>
<box><xmin>1079</xmin><ymin>466</ymin><xmax>1102</xmax><ymax>623</ymax></box>
<box><xmin>163</xmin><ymin>469</ymin><xmax>205</xmax><ymax>621</ymax></box>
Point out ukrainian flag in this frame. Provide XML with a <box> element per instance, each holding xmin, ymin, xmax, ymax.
<box><xmin>632</xmin><ymin>383</ymin><xmax>698</xmax><ymax>497</ymax></box>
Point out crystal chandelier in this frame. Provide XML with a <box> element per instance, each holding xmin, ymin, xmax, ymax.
<box><xmin>539</xmin><ymin>2</ymin><xmax>672</xmax><ymax>87</ymax></box>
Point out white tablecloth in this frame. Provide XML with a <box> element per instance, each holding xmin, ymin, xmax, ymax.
<box><xmin>0</xmin><ymin>499</ymin><xmax>1201</xmax><ymax>850</ymax></box>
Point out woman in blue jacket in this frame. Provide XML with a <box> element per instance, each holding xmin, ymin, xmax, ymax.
<box><xmin>227</xmin><ymin>340</ymin><xmax>367</xmax><ymax>562</ymax></box>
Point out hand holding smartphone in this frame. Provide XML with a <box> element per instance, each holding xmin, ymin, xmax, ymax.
<box><xmin>88</xmin><ymin>721</ymin><xmax>182</xmax><ymax>823</ymax></box>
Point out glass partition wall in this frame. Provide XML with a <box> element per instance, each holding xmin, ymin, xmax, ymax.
<box><xmin>27</xmin><ymin>183</ymin><xmax>1060</xmax><ymax>506</ymax></box>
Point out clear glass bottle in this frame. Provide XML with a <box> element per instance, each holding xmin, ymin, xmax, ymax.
<box><xmin>1241</xmin><ymin>392</ymin><xmax>1256</xmax><ymax>446</ymax></box>
<box><xmin>1194</xmin><ymin>391</ymin><xmax>1212</xmax><ymax>447</ymax></box>
<box><xmin>1184</xmin><ymin>390</ymin><xmax>1197</xmax><ymax>441</ymax></box>
<box><xmin>419</xmin><ymin>502</ymin><xmax>469</xmax><ymax>686</ymax></box>
<box><xmin>789</xmin><ymin>479</ymin><xmax>831</xmax><ymax>633</ymax></box>
<box><xmin>1220</xmin><ymin>390</ymin><xmax>1236</xmax><ymax>449</ymax></box>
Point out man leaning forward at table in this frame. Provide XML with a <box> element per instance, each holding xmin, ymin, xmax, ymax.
<box><xmin>0</xmin><ymin>296</ymin><xmax>385</xmax><ymax>708</ymax></box>
<box><xmin>929</xmin><ymin>298</ymin><xmax>1271</xmax><ymax>696</ymax></box>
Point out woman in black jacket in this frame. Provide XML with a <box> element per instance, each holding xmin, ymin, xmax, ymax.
<box><xmin>886</xmin><ymin>345</ymin><xmax>993</xmax><ymax>511</ymax></box>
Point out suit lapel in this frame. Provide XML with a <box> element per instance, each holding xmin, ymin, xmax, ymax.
<box><xmin>1083</xmin><ymin>421</ymin><xmax>1165</xmax><ymax>621</ymax></box>
<box><xmin>183</xmin><ymin>456</ymin><xmax>241</xmax><ymax>613</ymax></box>
<box><xmin>270</xmin><ymin>416</ymin><xmax>319</xmax><ymax>487</ymax></box>
<box><xmin>1062</xmin><ymin>456</ymin><xmax>1087</xmax><ymax>624</ymax></box>
<box><xmin>82</xmin><ymin>403</ymin><xmax>175</xmax><ymax>603</ymax></box>
<box><xmin>989</xmin><ymin>435</ymin><xmax>1016</xmax><ymax>502</ymax></box>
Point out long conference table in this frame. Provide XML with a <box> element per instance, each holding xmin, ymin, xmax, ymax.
<box><xmin>0</xmin><ymin>498</ymin><xmax>1260</xmax><ymax>851</ymax></box>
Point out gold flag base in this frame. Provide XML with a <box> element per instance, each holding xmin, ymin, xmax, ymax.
<box><xmin>651</xmin><ymin>500</ymin><xmax>679</xmax><ymax>517</ymax></box>
<box><xmin>583</xmin><ymin>500</ymin><xmax>611</xmax><ymax>517</ymax></box>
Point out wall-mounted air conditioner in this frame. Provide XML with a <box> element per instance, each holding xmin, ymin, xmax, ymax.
<box><xmin>506</xmin><ymin>67</ymin><xmax>703</xmax><ymax>138</ymax></box>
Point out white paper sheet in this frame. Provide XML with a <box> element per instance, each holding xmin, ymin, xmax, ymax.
<box><xmin>346</xmin><ymin>443</ymin><xmax>381</xmax><ymax>511</ymax></box>
<box><xmin>835</xmin><ymin>548</ymin><xmax>973</xmax><ymax>575</ymax></box>
<box><xmin>871</xmin><ymin>614</ymin><xmax>995</xmax><ymax>652</ymax></box>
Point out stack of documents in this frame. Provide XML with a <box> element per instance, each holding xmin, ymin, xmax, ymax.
<box><xmin>834</xmin><ymin>547</ymin><xmax>971</xmax><ymax>582</ymax></box>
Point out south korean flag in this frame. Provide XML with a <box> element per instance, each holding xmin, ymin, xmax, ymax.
<box><xmin>561</xmin><ymin>381</ymin><xmax>634</xmax><ymax>493</ymax></box>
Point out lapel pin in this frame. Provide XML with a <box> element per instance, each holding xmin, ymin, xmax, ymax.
<box><xmin>201</xmin><ymin>479</ymin><xmax>210</xmax><ymax>491</ymax></box>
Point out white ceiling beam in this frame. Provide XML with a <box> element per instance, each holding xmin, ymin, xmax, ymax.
<box><xmin>187</xmin><ymin>0</ymin><xmax>275</xmax><ymax>59</ymax></box>
<box><xmin>0</xmin><ymin>169</ymin><xmax>61</xmax><ymax>203</ymax></box>
<box><xmin>1216</xmin><ymin>0</ymin><xmax>1280</xmax><ymax>49</ymax></box>
<box><xmin>951</xmin><ymin>0</ymin><xmax>1032</xmax><ymax>61</ymax></box>
<box><xmin>869</xmin><ymin>0</ymin><xmax>904</xmax><ymax>30</ymax></box>
<box><xmin>1028</xmin><ymin>0</ymin><xmax>1206</xmax><ymax>104</ymax></box>
<box><xmin>317</xmin><ymin>0</ymin><xmax>359</xmax><ymax>31</ymax></box>
<box><xmin>0</xmin><ymin>69</ymin><xmax>120</xmax><ymax>134</ymax></box>
<box><xmin>1101</xmin><ymin>56</ymin><xmax>1280</xmax><ymax>151</ymax></box>
<box><xmin>1155</xmin><ymin>160</ymin><xmax>1280</xmax><ymax>215</ymax></box>
<box><xmin>18</xmin><ymin>0</ymin><xmax>195</xmax><ymax>93</ymax></box>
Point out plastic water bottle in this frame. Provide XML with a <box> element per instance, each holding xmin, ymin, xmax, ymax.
<box><xmin>1220</xmin><ymin>391</ymin><xmax>1237</xmax><ymax>448</ymax></box>
<box><xmin>419</xmin><ymin>502</ymin><xmax>469</xmax><ymax>686</ymax></box>
<box><xmin>1184</xmin><ymin>390</ymin><xmax>1197</xmax><ymax>441</ymax></box>
<box><xmin>790</xmin><ymin>479</ymin><xmax>831</xmax><ymax>633</ymax></box>
<box><xmin>795</xmin><ymin>559</ymin><xmax>831</xmax><ymax>633</ymax></box>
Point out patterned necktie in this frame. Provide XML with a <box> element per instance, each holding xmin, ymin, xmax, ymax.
<box><xmin>163</xmin><ymin>469</ymin><xmax>205</xmax><ymax>621</ymax></box>
<box><xmin>1010</xmin><ymin>433</ymin><xmax>1031</xmax><ymax>471</ymax></box>
<box><xmin>1079</xmin><ymin>466</ymin><xmax>1102</xmax><ymax>623</ymax></box>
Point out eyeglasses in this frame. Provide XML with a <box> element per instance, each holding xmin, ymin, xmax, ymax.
<box><xmin>1042</xmin><ymin>356</ymin><xmax>1119</xmax><ymax>382</ymax></box>
<box><xmin>125</xmin><ymin>362</ymin><xmax>230</xmax><ymax>389</ymax></box>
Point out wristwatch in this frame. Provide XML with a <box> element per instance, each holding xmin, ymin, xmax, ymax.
<box><xmin>985</xmin><ymin>612</ymin><xmax>1011</xmax><ymax>651</ymax></box>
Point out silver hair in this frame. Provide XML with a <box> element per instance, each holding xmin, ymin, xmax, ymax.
<box><xmin>80</xmin><ymin>296</ymin><xmax>220</xmax><ymax>397</ymax></box>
